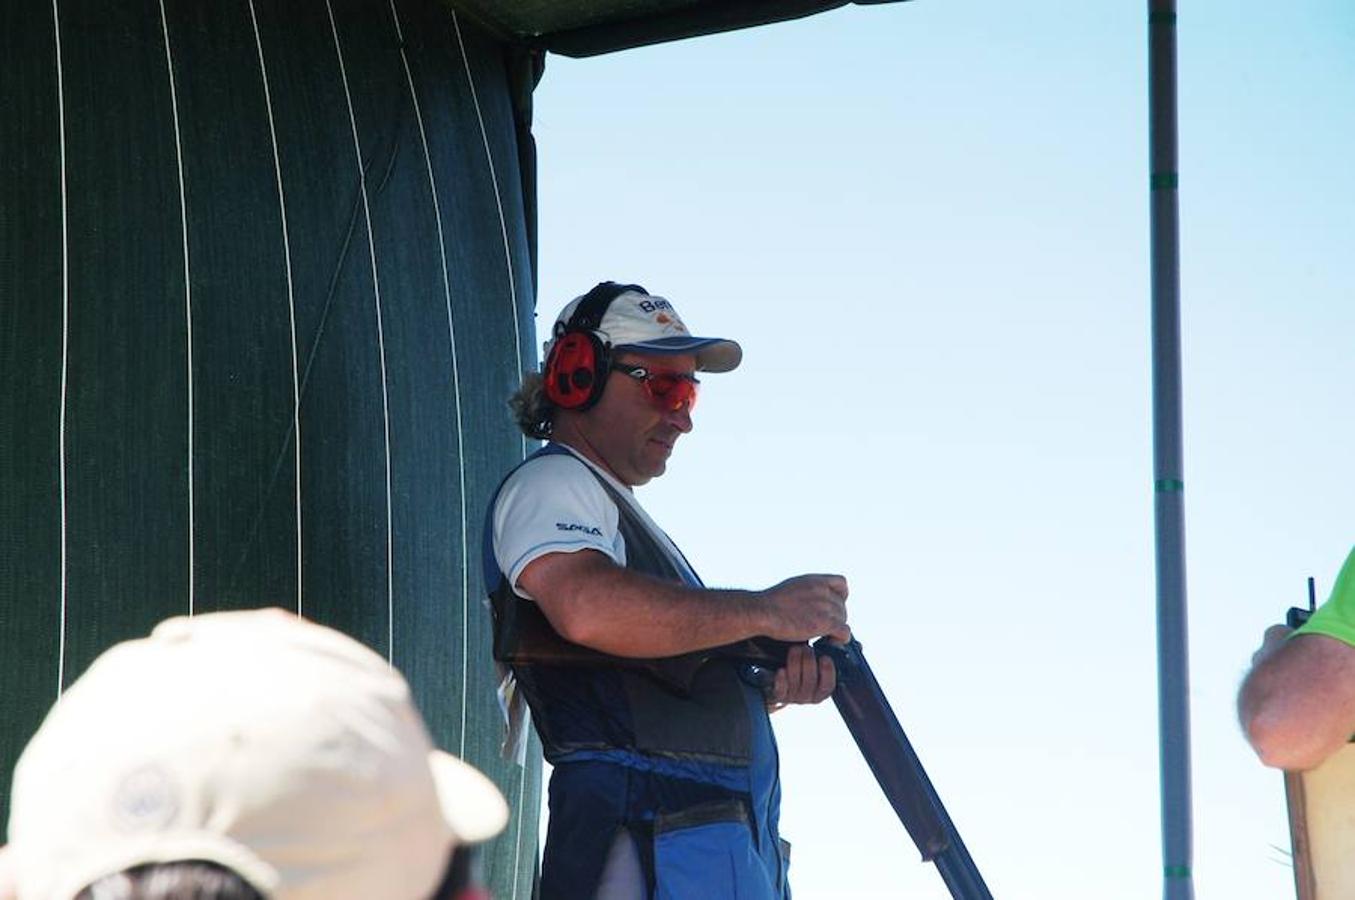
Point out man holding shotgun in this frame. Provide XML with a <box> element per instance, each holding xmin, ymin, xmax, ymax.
<box><xmin>484</xmin><ymin>281</ymin><xmax>850</xmax><ymax>900</ymax></box>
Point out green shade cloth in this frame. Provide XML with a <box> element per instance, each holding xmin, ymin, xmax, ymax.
<box><xmin>1</xmin><ymin>1</ymin><xmax>539</xmax><ymax>894</ymax></box>
<box><xmin>448</xmin><ymin>0</ymin><xmax>907</xmax><ymax>57</ymax></box>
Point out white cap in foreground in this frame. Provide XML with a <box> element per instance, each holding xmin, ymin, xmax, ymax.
<box><xmin>5</xmin><ymin>609</ymin><xmax>509</xmax><ymax>900</ymax></box>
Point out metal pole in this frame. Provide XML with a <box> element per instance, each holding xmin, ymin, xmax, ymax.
<box><xmin>1148</xmin><ymin>3</ymin><xmax>1193</xmax><ymax>898</ymax></box>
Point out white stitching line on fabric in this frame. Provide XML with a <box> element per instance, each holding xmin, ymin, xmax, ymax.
<box><xmin>324</xmin><ymin>0</ymin><xmax>397</xmax><ymax>664</ymax></box>
<box><xmin>157</xmin><ymin>0</ymin><xmax>194</xmax><ymax>616</ymax></box>
<box><xmin>53</xmin><ymin>0</ymin><xmax>69</xmax><ymax>695</ymax></box>
<box><xmin>387</xmin><ymin>0</ymin><xmax>472</xmax><ymax>755</ymax></box>
<box><xmin>449</xmin><ymin>9</ymin><xmax>526</xmax><ymax>460</ymax></box>
<box><xmin>511</xmin><ymin>757</ymin><xmax>527</xmax><ymax>900</ymax></box>
<box><xmin>245</xmin><ymin>0</ymin><xmax>304</xmax><ymax>615</ymax></box>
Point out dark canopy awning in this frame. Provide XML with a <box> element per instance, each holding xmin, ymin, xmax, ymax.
<box><xmin>446</xmin><ymin>0</ymin><xmax>906</xmax><ymax>57</ymax></box>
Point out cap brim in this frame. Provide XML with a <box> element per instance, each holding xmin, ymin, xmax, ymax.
<box><xmin>428</xmin><ymin>752</ymin><xmax>510</xmax><ymax>845</ymax></box>
<box><xmin>615</xmin><ymin>336</ymin><xmax>742</xmax><ymax>373</ymax></box>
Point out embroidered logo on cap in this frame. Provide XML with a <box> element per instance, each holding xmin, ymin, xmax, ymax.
<box><xmin>112</xmin><ymin>765</ymin><xmax>179</xmax><ymax>832</ymax></box>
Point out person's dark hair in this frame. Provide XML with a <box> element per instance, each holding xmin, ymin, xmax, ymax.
<box><xmin>76</xmin><ymin>861</ymin><xmax>263</xmax><ymax>900</ymax></box>
<box><xmin>509</xmin><ymin>370</ymin><xmax>553</xmax><ymax>440</ymax></box>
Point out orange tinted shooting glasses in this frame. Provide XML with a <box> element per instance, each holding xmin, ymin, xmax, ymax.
<box><xmin>610</xmin><ymin>362</ymin><xmax>700</xmax><ymax>412</ymax></box>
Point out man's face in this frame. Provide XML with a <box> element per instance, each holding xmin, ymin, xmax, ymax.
<box><xmin>576</xmin><ymin>351</ymin><xmax>697</xmax><ymax>487</ymax></box>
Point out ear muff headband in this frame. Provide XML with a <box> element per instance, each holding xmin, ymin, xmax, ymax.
<box><xmin>543</xmin><ymin>281</ymin><xmax>648</xmax><ymax>411</ymax></box>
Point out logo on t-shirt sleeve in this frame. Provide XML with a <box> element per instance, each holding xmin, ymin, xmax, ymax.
<box><xmin>556</xmin><ymin>522</ymin><xmax>603</xmax><ymax>537</ymax></box>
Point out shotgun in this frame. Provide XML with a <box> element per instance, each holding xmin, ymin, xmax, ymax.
<box><xmin>497</xmin><ymin>605</ymin><xmax>994</xmax><ymax>898</ymax></box>
<box><xmin>813</xmin><ymin>637</ymin><xmax>994</xmax><ymax>900</ymax></box>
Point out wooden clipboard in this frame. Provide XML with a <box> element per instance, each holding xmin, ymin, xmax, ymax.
<box><xmin>1286</xmin><ymin>744</ymin><xmax>1355</xmax><ymax>899</ymax></box>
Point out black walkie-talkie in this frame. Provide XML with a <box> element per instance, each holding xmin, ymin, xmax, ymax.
<box><xmin>1287</xmin><ymin>576</ymin><xmax>1318</xmax><ymax>629</ymax></box>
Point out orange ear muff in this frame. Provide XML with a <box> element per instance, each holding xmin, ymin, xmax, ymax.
<box><xmin>543</xmin><ymin>330</ymin><xmax>608</xmax><ymax>410</ymax></box>
<box><xmin>541</xmin><ymin>281</ymin><xmax>648</xmax><ymax>412</ymax></box>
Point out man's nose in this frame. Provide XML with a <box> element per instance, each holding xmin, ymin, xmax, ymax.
<box><xmin>665</xmin><ymin>404</ymin><xmax>694</xmax><ymax>433</ymax></box>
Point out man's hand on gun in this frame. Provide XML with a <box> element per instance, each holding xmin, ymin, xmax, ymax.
<box><xmin>768</xmin><ymin>644</ymin><xmax>837</xmax><ymax>710</ymax></box>
<box><xmin>758</xmin><ymin>573</ymin><xmax>850</xmax><ymax>710</ymax></box>
<box><xmin>758</xmin><ymin>573</ymin><xmax>851</xmax><ymax>643</ymax></box>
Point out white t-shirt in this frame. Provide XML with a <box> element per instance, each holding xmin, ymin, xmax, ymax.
<box><xmin>492</xmin><ymin>444</ymin><xmax>698</xmax><ymax>600</ymax></box>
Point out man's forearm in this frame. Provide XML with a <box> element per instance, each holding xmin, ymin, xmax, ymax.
<box><xmin>531</xmin><ymin>555</ymin><xmax>765</xmax><ymax>657</ymax></box>
<box><xmin>1239</xmin><ymin>634</ymin><xmax>1355</xmax><ymax>770</ymax></box>
<box><xmin>518</xmin><ymin>550</ymin><xmax>849</xmax><ymax>658</ymax></box>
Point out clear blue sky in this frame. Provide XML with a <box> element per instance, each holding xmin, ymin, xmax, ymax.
<box><xmin>530</xmin><ymin>2</ymin><xmax>1355</xmax><ymax>897</ymax></box>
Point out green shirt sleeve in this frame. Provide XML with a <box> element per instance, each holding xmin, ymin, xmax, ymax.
<box><xmin>1295</xmin><ymin>547</ymin><xmax>1355</xmax><ymax>646</ymax></box>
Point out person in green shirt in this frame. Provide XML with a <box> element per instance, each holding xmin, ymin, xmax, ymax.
<box><xmin>1239</xmin><ymin>547</ymin><xmax>1355</xmax><ymax>770</ymax></box>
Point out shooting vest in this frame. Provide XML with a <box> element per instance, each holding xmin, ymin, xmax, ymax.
<box><xmin>484</xmin><ymin>443</ymin><xmax>756</xmax><ymax>764</ymax></box>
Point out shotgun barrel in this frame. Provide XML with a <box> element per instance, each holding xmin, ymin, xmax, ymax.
<box><xmin>814</xmin><ymin>637</ymin><xmax>994</xmax><ymax>900</ymax></box>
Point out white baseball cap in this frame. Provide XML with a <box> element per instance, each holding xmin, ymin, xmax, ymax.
<box><xmin>4</xmin><ymin>609</ymin><xmax>509</xmax><ymax>900</ymax></box>
<box><xmin>545</xmin><ymin>283</ymin><xmax>743</xmax><ymax>373</ymax></box>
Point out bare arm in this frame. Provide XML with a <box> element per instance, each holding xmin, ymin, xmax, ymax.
<box><xmin>517</xmin><ymin>549</ymin><xmax>849</xmax><ymax>659</ymax></box>
<box><xmin>1239</xmin><ymin>626</ymin><xmax>1355</xmax><ymax>770</ymax></box>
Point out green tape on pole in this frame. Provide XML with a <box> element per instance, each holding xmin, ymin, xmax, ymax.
<box><xmin>1164</xmin><ymin>865</ymin><xmax>1192</xmax><ymax>878</ymax></box>
<box><xmin>1155</xmin><ymin>479</ymin><xmax>1185</xmax><ymax>493</ymax></box>
<box><xmin>1151</xmin><ymin>172</ymin><xmax>1179</xmax><ymax>190</ymax></box>
<box><xmin>1149</xmin><ymin>11</ymin><xmax>1177</xmax><ymax>26</ymax></box>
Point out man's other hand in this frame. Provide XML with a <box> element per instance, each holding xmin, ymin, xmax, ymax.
<box><xmin>768</xmin><ymin>644</ymin><xmax>836</xmax><ymax>710</ymax></box>
<box><xmin>758</xmin><ymin>574</ymin><xmax>851</xmax><ymax>644</ymax></box>
<box><xmin>1251</xmin><ymin>623</ymin><xmax>1294</xmax><ymax>667</ymax></box>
